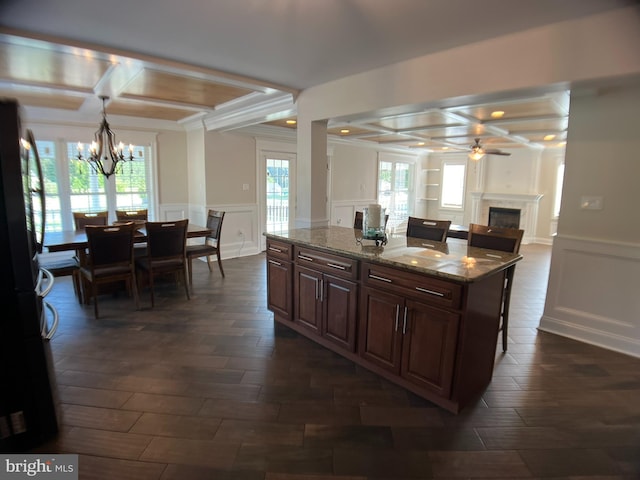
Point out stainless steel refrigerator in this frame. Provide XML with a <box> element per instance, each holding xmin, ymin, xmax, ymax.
<box><xmin>0</xmin><ymin>99</ymin><xmax>58</xmax><ymax>452</ymax></box>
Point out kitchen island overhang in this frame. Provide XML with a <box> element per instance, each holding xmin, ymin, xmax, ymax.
<box><xmin>265</xmin><ymin>226</ymin><xmax>522</xmax><ymax>413</ymax></box>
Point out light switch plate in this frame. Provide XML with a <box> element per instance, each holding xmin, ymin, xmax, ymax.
<box><xmin>580</xmin><ymin>195</ymin><xmax>603</xmax><ymax>210</ymax></box>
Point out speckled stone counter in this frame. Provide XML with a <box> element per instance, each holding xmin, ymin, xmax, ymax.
<box><xmin>265</xmin><ymin>226</ymin><xmax>521</xmax><ymax>283</ymax></box>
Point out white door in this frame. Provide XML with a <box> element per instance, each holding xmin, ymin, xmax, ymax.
<box><xmin>259</xmin><ymin>151</ymin><xmax>296</xmax><ymax>250</ymax></box>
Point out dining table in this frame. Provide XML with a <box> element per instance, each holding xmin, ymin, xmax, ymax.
<box><xmin>44</xmin><ymin>222</ymin><xmax>212</xmax><ymax>253</ymax></box>
<box><xmin>43</xmin><ymin>222</ymin><xmax>213</xmax><ymax>305</ymax></box>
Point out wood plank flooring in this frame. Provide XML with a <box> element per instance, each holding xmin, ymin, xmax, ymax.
<box><xmin>32</xmin><ymin>244</ymin><xmax>640</xmax><ymax>479</ymax></box>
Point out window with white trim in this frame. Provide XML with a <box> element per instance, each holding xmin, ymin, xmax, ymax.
<box><xmin>440</xmin><ymin>160</ymin><xmax>467</xmax><ymax>209</ymax></box>
<box><xmin>554</xmin><ymin>162</ymin><xmax>565</xmax><ymax>218</ymax></box>
<box><xmin>378</xmin><ymin>158</ymin><xmax>414</xmax><ymax>231</ymax></box>
<box><xmin>34</xmin><ymin>138</ymin><xmax>151</xmax><ymax>231</ymax></box>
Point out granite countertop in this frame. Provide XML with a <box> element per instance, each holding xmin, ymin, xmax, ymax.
<box><xmin>265</xmin><ymin>226</ymin><xmax>522</xmax><ymax>283</ymax></box>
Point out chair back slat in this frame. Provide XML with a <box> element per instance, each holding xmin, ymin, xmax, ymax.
<box><xmin>116</xmin><ymin>209</ymin><xmax>148</xmax><ymax>221</ymax></box>
<box><xmin>74</xmin><ymin>211</ymin><xmax>108</xmax><ymax>230</ymax></box>
<box><xmin>406</xmin><ymin>217</ymin><xmax>451</xmax><ymax>242</ymax></box>
<box><xmin>145</xmin><ymin>219</ymin><xmax>189</xmax><ymax>259</ymax></box>
<box><xmin>467</xmin><ymin>223</ymin><xmax>524</xmax><ymax>254</ymax></box>
<box><xmin>205</xmin><ymin>210</ymin><xmax>225</xmax><ymax>244</ymax></box>
<box><xmin>85</xmin><ymin>223</ymin><xmax>136</xmax><ymax>267</ymax></box>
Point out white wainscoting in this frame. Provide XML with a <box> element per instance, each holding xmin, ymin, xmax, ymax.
<box><xmin>331</xmin><ymin>199</ymin><xmax>379</xmax><ymax>228</ymax></box>
<box><xmin>159</xmin><ymin>203</ymin><xmax>261</xmax><ymax>259</ymax></box>
<box><xmin>539</xmin><ymin>235</ymin><xmax>640</xmax><ymax>358</ymax></box>
<box><xmin>158</xmin><ymin>203</ymin><xmax>190</xmax><ymax>222</ymax></box>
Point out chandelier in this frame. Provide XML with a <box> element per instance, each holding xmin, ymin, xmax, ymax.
<box><xmin>76</xmin><ymin>96</ymin><xmax>134</xmax><ymax>178</ymax></box>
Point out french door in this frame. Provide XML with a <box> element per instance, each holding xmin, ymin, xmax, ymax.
<box><xmin>259</xmin><ymin>150</ymin><xmax>296</xmax><ymax>250</ymax></box>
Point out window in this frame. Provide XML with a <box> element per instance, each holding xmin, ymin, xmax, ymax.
<box><xmin>378</xmin><ymin>159</ymin><xmax>414</xmax><ymax>230</ymax></box>
<box><xmin>440</xmin><ymin>160</ymin><xmax>466</xmax><ymax>209</ymax></box>
<box><xmin>32</xmin><ymin>137</ymin><xmax>151</xmax><ymax>231</ymax></box>
<box><xmin>35</xmin><ymin>140</ymin><xmax>64</xmax><ymax>232</ymax></box>
<box><xmin>265</xmin><ymin>157</ymin><xmax>290</xmax><ymax>232</ymax></box>
<box><xmin>554</xmin><ymin>162</ymin><xmax>565</xmax><ymax>218</ymax></box>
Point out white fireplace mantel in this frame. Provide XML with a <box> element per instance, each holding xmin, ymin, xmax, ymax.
<box><xmin>470</xmin><ymin>192</ymin><xmax>543</xmax><ymax>244</ymax></box>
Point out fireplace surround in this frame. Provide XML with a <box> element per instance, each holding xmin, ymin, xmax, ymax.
<box><xmin>470</xmin><ymin>192</ymin><xmax>543</xmax><ymax>244</ymax></box>
<box><xmin>489</xmin><ymin>207</ymin><xmax>521</xmax><ymax>229</ymax></box>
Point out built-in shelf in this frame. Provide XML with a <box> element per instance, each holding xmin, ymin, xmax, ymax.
<box><xmin>421</xmin><ymin>169</ymin><xmax>440</xmax><ymax>203</ymax></box>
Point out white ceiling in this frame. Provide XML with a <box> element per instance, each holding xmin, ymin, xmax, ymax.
<box><xmin>0</xmin><ymin>0</ymin><xmax>629</xmax><ymax>90</ymax></box>
<box><xmin>0</xmin><ymin>0</ymin><xmax>635</xmax><ymax>154</ymax></box>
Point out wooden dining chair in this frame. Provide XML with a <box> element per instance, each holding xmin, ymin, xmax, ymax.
<box><xmin>38</xmin><ymin>253</ymin><xmax>83</xmax><ymax>304</ymax></box>
<box><xmin>136</xmin><ymin>219</ymin><xmax>190</xmax><ymax>306</ymax></box>
<box><xmin>73</xmin><ymin>211</ymin><xmax>108</xmax><ymax>229</ymax></box>
<box><xmin>79</xmin><ymin>223</ymin><xmax>139</xmax><ymax>318</ymax></box>
<box><xmin>116</xmin><ymin>209</ymin><xmax>148</xmax><ymax>222</ymax></box>
<box><xmin>406</xmin><ymin>216</ymin><xmax>451</xmax><ymax>242</ymax></box>
<box><xmin>467</xmin><ymin>223</ymin><xmax>524</xmax><ymax>352</ymax></box>
<box><xmin>186</xmin><ymin>210</ymin><xmax>225</xmax><ymax>287</ymax></box>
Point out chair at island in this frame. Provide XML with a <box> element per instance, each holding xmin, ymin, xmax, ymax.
<box><xmin>186</xmin><ymin>210</ymin><xmax>225</xmax><ymax>288</ymax></box>
<box><xmin>467</xmin><ymin>223</ymin><xmax>524</xmax><ymax>352</ymax></box>
<box><xmin>406</xmin><ymin>216</ymin><xmax>451</xmax><ymax>242</ymax></box>
<box><xmin>136</xmin><ymin>219</ymin><xmax>190</xmax><ymax>307</ymax></box>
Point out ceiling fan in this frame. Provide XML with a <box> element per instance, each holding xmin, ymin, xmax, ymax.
<box><xmin>469</xmin><ymin>138</ymin><xmax>511</xmax><ymax>160</ymax></box>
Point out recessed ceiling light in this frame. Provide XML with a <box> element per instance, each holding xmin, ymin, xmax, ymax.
<box><xmin>543</xmin><ymin>134</ymin><xmax>556</xmax><ymax>141</ymax></box>
<box><xmin>340</xmin><ymin>129</ymin><xmax>350</xmax><ymax>134</ymax></box>
<box><xmin>442</xmin><ymin>146</ymin><xmax>449</xmax><ymax>150</ymax></box>
<box><xmin>490</xmin><ymin>110</ymin><xmax>505</xmax><ymax>118</ymax></box>
<box><xmin>285</xmin><ymin>119</ymin><xmax>297</xmax><ymax>125</ymax></box>
<box><xmin>417</xmin><ymin>142</ymin><xmax>425</xmax><ymax>146</ymax></box>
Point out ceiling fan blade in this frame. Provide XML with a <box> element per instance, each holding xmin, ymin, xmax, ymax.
<box><xmin>485</xmin><ymin>149</ymin><xmax>511</xmax><ymax>156</ymax></box>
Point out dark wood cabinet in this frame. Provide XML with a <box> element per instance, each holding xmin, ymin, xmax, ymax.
<box><xmin>359</xmin><ymin>286</ymin><xmax>459</xmax><ymax>397</ymax></box>
<box><xmin>294</xmin><ymin>263</ymin><xmax>358</xmax><ymax>351</ymax></box>
<box><xmin>265</xmin><ymin>229</ymin><xmax>517</xmax><ymax>413</ymax></box>
<box><xmin>322</xmin><ymin>274</ymin><xmax>358</xmax><ymax>351</ymax></box>
<box><xmin>401</xmin><ymin>299</ymin><xmax>459</xmax><ymax>397</ymax></box>
<box><xmin>294</xmin><ymin>265</ymin><xmax>322</xmax><ymax>333</ymax></box>
<box><xmin>266</xmin><ymin>239</ymin><xmax>293</xmax><ymax>322</ymax></box>
<box><xmin>359</xmin><ymin>286</ymin><xmax>403</xmax><ymax>373</ymax></box>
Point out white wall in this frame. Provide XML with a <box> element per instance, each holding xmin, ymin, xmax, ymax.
<box><xmin>540</xmin><ymin>84</ymin><xmax>640</xmax><ymax>358</ymax></box>
<box><xmin>295</xmin><ymin>7</ymin><xmax>640</xmax><ymax>225</ymax></box>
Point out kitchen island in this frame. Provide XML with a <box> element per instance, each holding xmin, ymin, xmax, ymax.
<box><xmin>265</xmin><ymin>226</ymin><xmax>522</xmax><ymax>413</ymax></box>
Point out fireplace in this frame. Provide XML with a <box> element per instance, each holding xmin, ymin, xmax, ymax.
<box><xmin>489</xmin><ymin>207</ymin><xmax>521</xmax><ymax>229</ymax></box>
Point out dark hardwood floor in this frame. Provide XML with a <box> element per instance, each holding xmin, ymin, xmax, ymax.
<box><xmin>33</xmin><ymin>244</ymin><xmax>640</xmax><ymax>479</ymax></box>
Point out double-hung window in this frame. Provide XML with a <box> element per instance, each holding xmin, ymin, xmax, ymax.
<box><xmin>440</xmin><ymin>159</ymin><xmax>467</xmax><ymax>209</ymax></box>
<box><xmin>34</xmin><ymin>138</ymin><xmax>152</xmax><ymax>232</ymax></box>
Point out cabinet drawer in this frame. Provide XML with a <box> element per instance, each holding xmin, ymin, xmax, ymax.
<box><xmin>361</xmin><ymin>262</ymin><xmax>462</xmax><ymax>310</ymax></box>
<box><xmin>294</xmin><ymin>246</ymin><xmax>358</xmax><ymax>280</ymax></box>
<box><xmin>266</xmin><ymin>239</ymin><xmax>293</xmax><ymax>261</ymax></box>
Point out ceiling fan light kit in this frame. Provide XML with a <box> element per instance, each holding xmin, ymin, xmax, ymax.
<box><xmin>468</xmin><ymin>138</ymin><xmax>511</xmax><ymax>160</ymax></box>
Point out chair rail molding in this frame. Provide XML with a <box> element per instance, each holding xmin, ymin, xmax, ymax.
<box><xmin>470</xmin><ymin>192</ymin><xmax>543</xmax><ymax>244</ymax></box>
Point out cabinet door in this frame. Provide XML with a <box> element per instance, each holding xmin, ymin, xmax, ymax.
<box><xmin>322</xmin><ymin>274</ymin><xmax>358</xmax><ymax>352</ymax></box>
<box><xmin>401</xmin><ymin>299</ymin><xmax>459</xmax><ymax>397</ymax></box>
<box><xmin>294</xmin><ymin>265</ymin><xmax>322</xmax><ymax>334</ymax></box>
<box><xmin>358</xmin><ymin>287</ymin><xmax>403</xmax><ymax>374</ymax></box>
<box><xmin>267</xmin><ymin>257</ymin><xmax>292</xmax><ymax>322</ymax></box>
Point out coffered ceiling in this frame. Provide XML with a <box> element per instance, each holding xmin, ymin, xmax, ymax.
<box><xmin>0</xmin><ymin>0</ymin><xmax>630</xmax><ymax>154</ymax></box>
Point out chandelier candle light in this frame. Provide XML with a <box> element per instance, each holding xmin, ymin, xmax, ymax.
<box><xmin>76</xmin><ymin>96</ymin><xmax>134</xmax><ymax>178</ymax></box>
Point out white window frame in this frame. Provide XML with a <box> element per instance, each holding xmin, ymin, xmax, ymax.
<box><xmin>377</xmin><ymin>153</ymin><xmax>416</xmax><ymax>231</ymax></box>
<box><xmin>440</xmin><ymin>158</ymin><xmax>467</xmax><ymax>210</ymax></box>
<box><xmin>28</xmin><ymin>124</ymin><xmax>157</xmax><ymax>231</ymax></box>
